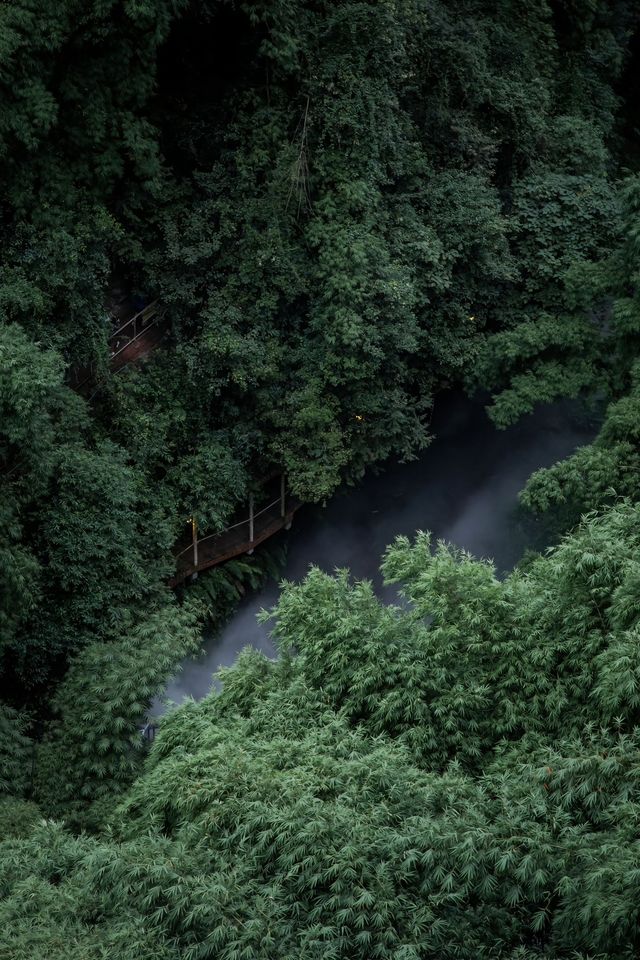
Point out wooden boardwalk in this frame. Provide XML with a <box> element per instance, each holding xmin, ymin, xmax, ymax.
<box><xmin>70</xmin><ymin>301</ymin><xmax>168</xmax><ymax>393</ymax></box>
<box><xmin>108</xmin><ymin>302</ymin><xmax>168</xmax><ymax>372</ymax></box>
<box><xmin>69</xmin><ymin>301</ymin><xmax>301</xmax><ymax>583</ymax></box>
<box><xmin>170</xmin><ymin>491</ymin><xmax>301</xmax><ymax>586</ymax></box>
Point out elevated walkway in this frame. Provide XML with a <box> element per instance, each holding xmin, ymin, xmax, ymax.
<box><xmin>69</xmin><ymin>302</ymin><xmax>301</xmax><ymax>581</ymax></box>
<box><xmin>171</xmin><ymin>476</ymin><xmax>300</xmax><ymax>586</ymax></box>
<box><xmin>69</xmin><ymin>301</ymin><xmax>168</xmax><ymax>393</ymax></box>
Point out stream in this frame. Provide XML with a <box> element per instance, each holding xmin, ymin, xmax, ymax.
<box><xmin>159</xmin><ymin>392</ymin><xmax>598</xmax><ymax>708</ymax></box>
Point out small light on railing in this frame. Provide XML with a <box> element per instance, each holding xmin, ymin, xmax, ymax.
<box><xmin>354</xmin><ymin>414</ymin><xmax>364</xmax><ymax>422</ymax></box>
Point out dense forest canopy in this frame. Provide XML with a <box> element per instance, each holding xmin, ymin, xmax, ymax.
<box><xmin>2</xmin><ymin>0</ymin><xmax>640</xmax><ymax>956</ymax></box>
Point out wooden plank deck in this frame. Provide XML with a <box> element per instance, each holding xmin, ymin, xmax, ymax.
<box><xmin>110</xmin><ymin>321</ymin><xmax>168</xmax><ymax>373</ymax></box>
<box><xmin>170</xmin><ymin>497</ymin><xmax>301</xmax><ymax>586</ymax></box>
<box><xmin>70</xmin><ymin>302</ymin><xmax>168</xmax><ymax>393</ymax></box>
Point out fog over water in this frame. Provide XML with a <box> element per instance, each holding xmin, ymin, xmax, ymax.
<box><xmin>159</xmin><ymin>392</ymin><xmax>597</xmax><ymax>708</ymax></box>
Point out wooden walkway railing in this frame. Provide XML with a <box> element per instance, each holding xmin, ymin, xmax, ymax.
<box><xmin>69</xmin><ymin>300</ymin><xmax>168</xmax><ymax>392</ymax></box>
<box><xmin>109</xmin><ymin>301</ymin><xmax>167</xmax><ymax>368</ymax></box>
<box><xmin>170</xmin><ymin>475</ymin><xmax>301</xmax><ymax>586</ymax></box>
<box><xmin>68</xmin><ymin>300</ymin><xmax>300</xmax><ymax>581</ymax></box>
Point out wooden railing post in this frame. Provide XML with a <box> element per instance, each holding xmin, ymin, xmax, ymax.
<box><xmin>191</xmin><ymin>517</ymin><xmax>198</xmax><ymax>580</ymax></box>
<box><xmin>280</xmin><ymin>474</ymin><xmax>286</xmax><ymax>518</ymax></box>
<box><xmin>249</xmin><ymin>493</ymin><xmax>254</xmax><ymax>545</ymax></box>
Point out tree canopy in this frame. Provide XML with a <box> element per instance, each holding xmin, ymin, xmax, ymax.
<box><xmin>2</xmin><ymin>0</ymin><xmax>640</xmax><ymax>956</ymax></box>
<box><xmin>4</xmin><ymin>505</ymin><xmax>640</xmax><ymax>956</ymax></box>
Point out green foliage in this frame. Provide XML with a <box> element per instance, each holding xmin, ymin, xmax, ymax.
<box><xmin>0</xmin><ymin>324</ymin><xmax>83</xmax><ymax>666</ymax></box>
<box><xmin>39</xmin><ymin>442</ymin><xmax>171</xmax><ymax>637</ymax></box>
<box><xmin>2</xmin><ymin>0</ymin><xmax>637</xmax><ymax>702</ymax></box>
<box><xmin>0</xmin><ymin>705</ymin><xmax>32</xmax><ymax>798</ymax></box>
<box><xmin>188</xmin><ymin>541</ymin><xmax>288</xmax><ymax>618</ymax></box>
<box><xmin>2</xmin><ymin>502</ymin><xmax>640</xmax><ymax>956</ymax></box>
<box><xmin>0</xmin><ymin>324</ymin><xmax>178</xmax><ymax>696</ymax></box>
<box><xmin>4</xmin><ymin>503</ymin><xmax>640</xmax><ymax>955</ymax></box>
<box><xmin>478</xmin><ymin>165</ymin><xmax>640</xmax><ymax>425</ymax></box>
<box><xmin>128</xmin><ymin>0</ymin><xmax>632</xmax><ymax>498</ymax></box>
<box><xmin>268</xmin><ymin>505</ymin><xmax>640</xmax><ymax>766</ymax></box>
<box><xmin>0</xmin><ymin>0</ymin><xmax>181</xmax><ymax>360</ymax></box>
<box><xmin>1</xmin><ymin>1</ymin><xmax>640</xmax><ymax>954</ymax></box>
<box><xmin>163</xmin><ymin>436</ymin><xmax>249</xmax><ymax>531</ymax></box>
<box><xmin>266</xmin><ymin>558</ymin><xmax>503</xmax><ymax>767</ymax></box>
<box><xmin>34</xmin><ymin>599</ymin><xmax>203</xmax><ymax>826</ymax></box>
<box><xmin>521</xmin><ymin>364</ymin><xmax>640</xmax><ymax>530</ymax></box>
<box><xmin>472</xmin><ymin>169</ymin><xmax>620</xmax><ymax>426</ymax></box>
<box><xmin>0</xmin><ymin>822</ymin><xmax>178</xmax><ymax>960</ymax></box>
<box><xmin>0</xmin><ymin>798</ymin><xmax>41</xmax><ymax>841</ymax></box>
